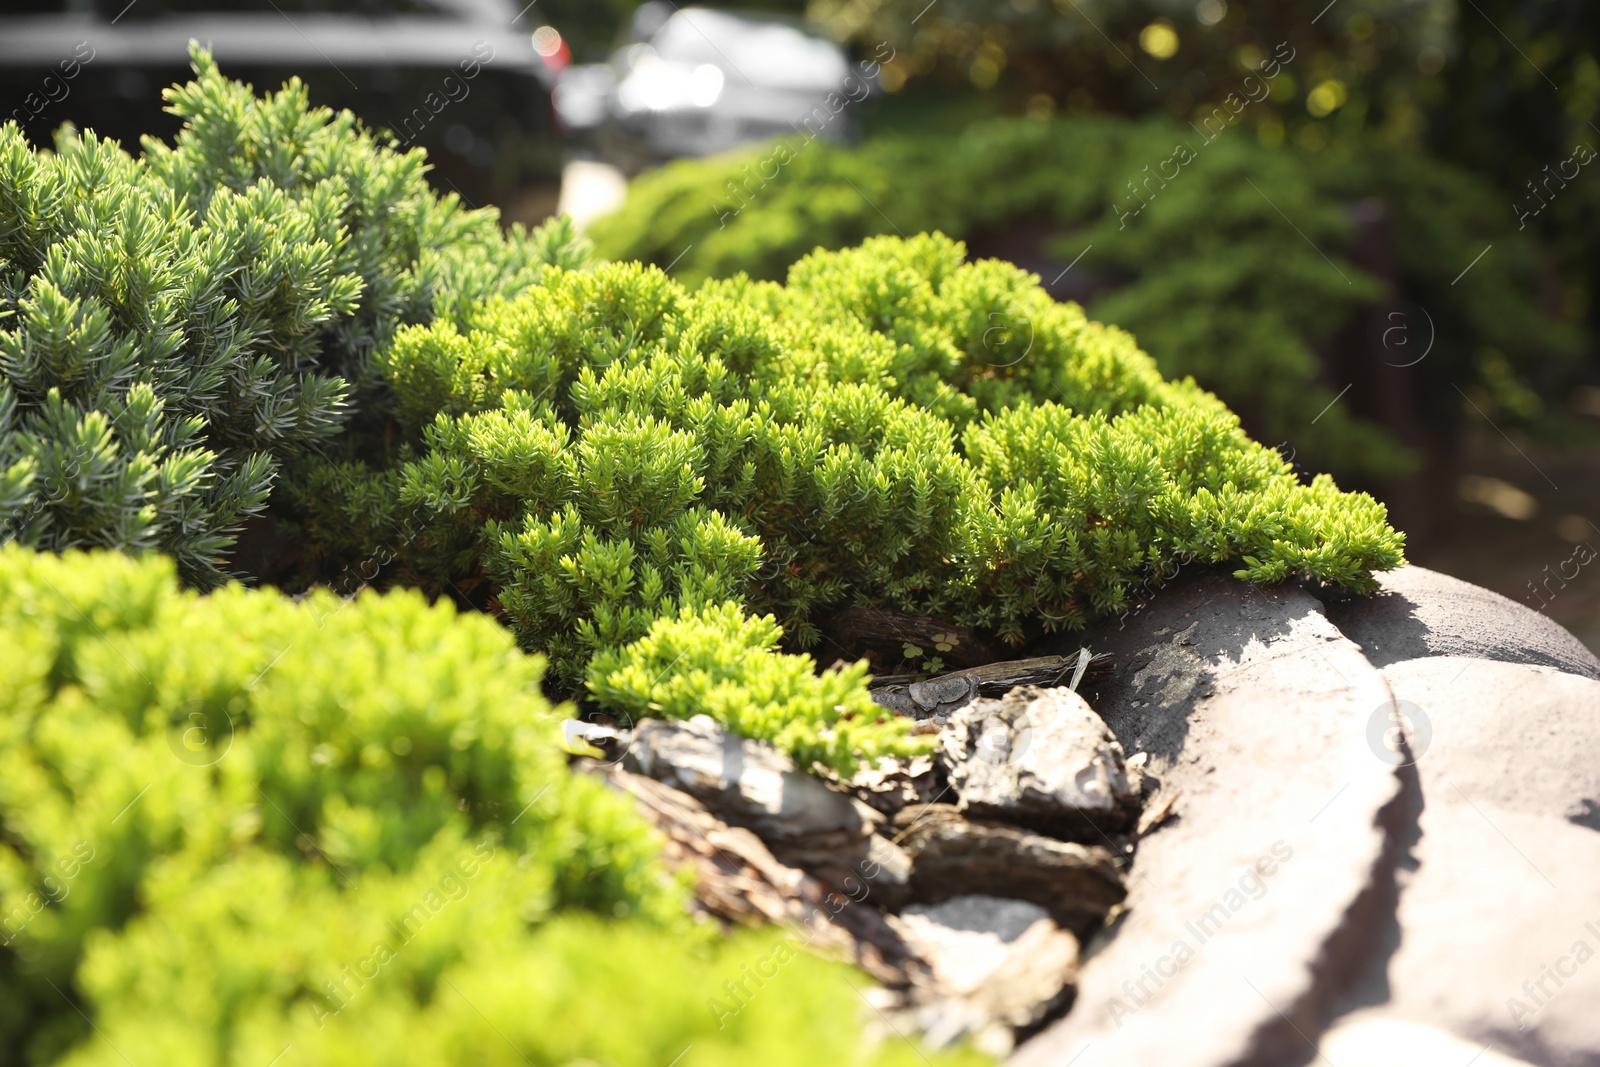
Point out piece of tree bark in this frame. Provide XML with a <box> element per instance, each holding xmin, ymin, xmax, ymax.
<box><xmin>870</xmin><ymin>652</ymin><xmax>1116</xmax><ymax>719</ymax></box>
<box><xmin>574</xmin><ymin>758</ymin><xmax>928</xmax><ymax>986</ymax></box>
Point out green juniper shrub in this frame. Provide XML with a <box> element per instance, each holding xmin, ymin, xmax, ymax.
<box><xmin>587</xmin><ymin>116</ymin><xmax>1580</xmax><ymax>479</ymax></box>
<box><xmin>0</xmin><ymin>47</ymin><xmax>584</xmax><ymax>587</ymax></box>
<box><xmin>586</xmin><ymin>602</ymin><xmax>913</xmax><ymax>777</ymax></box>
<box><xmin>301</xmin><ymin>233</ymin><xmax>1404</xmax><ymax>770</ymax></box>
<box><xmin>590</xmin><ymin>130</ymin><xmax>965</xmax><ymax>284</ymax></box>
<box><xmin>960</xmin><ymin>401</ymin><xmax>1402</xmax><ymax>634</ymax></box>
<box><xmin>0</xmin><ymin>546</ymin><xmax>978</xmax><ymax>1067</ymax></box>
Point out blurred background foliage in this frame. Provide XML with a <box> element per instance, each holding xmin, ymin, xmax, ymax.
<box><xmin>554</xmin><ymin>0</ymin><xmax>1599</xmax><ymax>351</ymax></box>
<box><xmin>820</xmin><ymin>0</ymin><xmax>1599</xmax><ymax>347</ymax></box>
<box><xmin>550</xmin><ymin>0</ymin><xmax>1600</xmax><ymax>646</ymax></box>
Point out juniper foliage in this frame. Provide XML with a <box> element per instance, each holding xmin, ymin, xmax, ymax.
<box><xmin>0</xmin><ymin>47</ymin><xmax>584</xmax><ymax>586</ymax></box>
<box><xmin>0</xmin><ymin>546</ymin><xmax>978</xmax><ymax>1067</ymax></box>
<box><xmin>304</xmin><ymin>234</ymin><xmax>1404</xmax><ymax>770</ymax></box>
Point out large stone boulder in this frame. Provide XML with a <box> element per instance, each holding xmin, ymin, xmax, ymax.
<box><xmin>1316</xmin><ymin>657</ymin><xmax>1600</xmax><ymax>1066</ymax></box>
<box><xmin>1009</xmin><ymin>570</ymin><xmax>1406</xmax><ymax>1067</ymax></box>
<box><xmin>1319</xmin><ymin>1017</ymin><xmax>1541</xmax><ymax>1067</ymax></box>
<box><xmin>1008</xmin><ymin>565</ymin><xmax>1600</xmax><ymax>1067</ymax></box>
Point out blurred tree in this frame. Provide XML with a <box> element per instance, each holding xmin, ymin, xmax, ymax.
<box><xmin>1428</xmin><ymin>0</ymin><xmax>1600</xmax><ymax>343</ymax></box>
<box><xmin>805</xmin><ymin>0</ymin><xmax>1599</xmax><ymax>368</ymax></box>
<box><xmin>806</xmin><ymin>0</ymin><xmax>1453</xmax><ymax>144</ymax></box>
<box><xmin>1431</xmin><ymin>0</ymin><xmax>1600</xmax><ymax>181</ymax></box>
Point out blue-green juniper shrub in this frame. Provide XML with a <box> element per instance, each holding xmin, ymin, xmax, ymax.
<box><xmin>0</xmin><ymin>46</ymin><xmax>585</xmax><ymax>586</ymax></box>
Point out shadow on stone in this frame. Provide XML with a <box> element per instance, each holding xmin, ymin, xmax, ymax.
<box><xmin>1317</xmin><ymin>565</ymin><xmax>1600</xmax><ymax>680</ymax></box>
<box><xmin>1071</xmin><ymin>569</ymin><xmax>1304</xmax><ymax>764</ymax></box>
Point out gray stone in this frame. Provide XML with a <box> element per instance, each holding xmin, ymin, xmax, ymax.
<box><xmin>940</xmin><ymin>685</ymin><xmax>1140</xmax><ymax>838</ymax></box>
<box><xmin>893</xmin><ymin>895</ymin><xmax>1081</xmax><ymax>1054</ymax></box>
<box><xmin>903</xmin><ymin>894</ymin><xmax>1055</xmax><ymax>943</ymax></box>
<box><xmin>811</xmin><ymin>832</ymin><xmax>914</xmax><ymax>912</ymax></box>
<box><xmin>1317</xmin><ymin>657</ymin><xmax>1600</xmax><ymax>1065</ymax></box>
<box><xmin>577</xmin><ymin>757</ymin><xmax>924</xmax><ymax>985</ymax></box>
<box><xmin>1009</xmin><ymin>572</ymin><xmax>1405</xmax><ymax>1067</ymax></box>
<box><xmin>1319</xmin><ymin>564</ymin><xmax>1600</xmax><ymax>680</ymax></box>
<box><xmin>893</xmin><ymin>804</ymin><xmax>1126</xmax><ymax>936</ymax></box>
<box><xmin>865</xmin><ymin>833</ymin><xmax>915</xmax><ymax>902</ymax></box>
<box><xmin>869</xmin><ymin>686</ymin><xmax>919</xmax><ymax>717</ymax></box>
<box><xmin>909</xmin><ymin>672</ymin><xmax>982</xmax><ymax>719</ymax></box>
<box><xmin>868</xmin><ymin>655</ymin><xmax>1111</xmax><ymax>720</ymax></box>
<box><xmin>623</xmin><ymin>715</ymin><xmax>876</xmax><ymax>871</ymax></box>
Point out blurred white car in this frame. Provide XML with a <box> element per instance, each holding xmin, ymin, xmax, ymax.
<box><xmin>553</xmin><ymin>3</ymin><xmax>864</xmax><ymax>172</ymax></box>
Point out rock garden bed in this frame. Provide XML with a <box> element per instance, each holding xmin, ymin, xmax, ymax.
<box><xmin>5</xmin><ymin>51</ymin><xmax>1595</xmax><ymax>1067</ymax></box>
<box><xmin>575</xmin><ymin>564</ymin><xmax>1600</xmax><ymax>1066</ymax></box>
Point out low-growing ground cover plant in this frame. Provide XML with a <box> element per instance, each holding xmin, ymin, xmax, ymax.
<box><xmin>300</xmin><ymin>232</ymin><xmax>1406</xmax><ymax>772</ymax></box>
<box><xmin>0</xmin><ymin>546</ymin><xmax>980</xmax><ymax>1067</ymax></box>
<box><xmin>0</xmin><ymin>47</ymin><xmax>585</xmax><ymax>587</ymax></box>
<box><xmin>587</xmin><ymin>117</ymin><xmax>1581</xmax><ymax>480</ymax></box>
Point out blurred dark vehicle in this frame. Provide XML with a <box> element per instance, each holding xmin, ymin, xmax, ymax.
<box><xmin>0</xmin><ymin>0</ymin><xmax>562</xmax><ymax>209</ymax></box>
<box><xmin>553</xmin><ymin>1</ymin><xmax>862</xmax><ymax>174</ymax></box>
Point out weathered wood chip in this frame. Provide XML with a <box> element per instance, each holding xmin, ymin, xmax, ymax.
<box><xmin>574</xmin><ymin>758</ymin><xmax>927</xmax><ymax>985</ymax></box>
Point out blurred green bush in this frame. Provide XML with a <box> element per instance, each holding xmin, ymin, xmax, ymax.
<box><xmin>0</xmin><ymin>545</ymin><xmax>980</xmax><ymax>1067</ymax></box>
<box><xmin>810</xmin><ymin>0</ymin><xmax>1451</xmax><ymax>136</ymax></box>
<box><xmin>814</xmin><ymin>0</ymin><xmax>1599</xmax><ymax>402</ymax></box>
